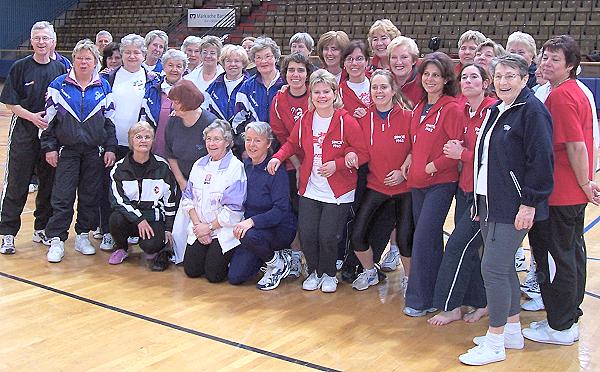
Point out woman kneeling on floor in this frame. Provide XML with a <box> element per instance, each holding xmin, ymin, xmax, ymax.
<box><xmin>108</xmin><ymin>121</ymin><xmax>178</xmax><ymax>271</ymax></box>
<box><xmin>181</xmin><ymin>120</ymin><xmax>247</xmax><ymax>282</ymax></box>
<box><xmin>228</xmin><ymin>122</ymin><xmax>297</xmax><ymax>290</ymax></box>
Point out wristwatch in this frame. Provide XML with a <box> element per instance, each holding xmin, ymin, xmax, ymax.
<box><xmin>208</xmin><ymin>222</ymin><xmax>215</xmax><ymax>231</ymax></box>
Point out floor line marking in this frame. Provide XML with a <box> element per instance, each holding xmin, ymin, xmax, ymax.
<box><xmin>0</xmin><ymin>271</ymin><xmax>340</xmax><ymax>372</ymax></box>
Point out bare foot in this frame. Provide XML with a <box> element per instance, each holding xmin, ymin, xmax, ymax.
<box><xmin>463</xmin><ymin>307</ymin><xmax>488</xmax><ymax>323</ymax></box>
<box><xmin>427</xmin><ymin>308</ymin><xmax>462</xmax><ymax>326</ymax></box>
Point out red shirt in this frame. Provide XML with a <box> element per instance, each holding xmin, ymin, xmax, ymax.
<box><xmin>274</xmin><ymin>108</ymin><xmax>369</xmax><ymax>198</ymax></box>
<box><xmin>359</xmin><ymin>104</ymin><xmax>412</xmax><ymax>195</ymax></box>
<box><xmin>545</xmin><ymin>79</ymin><xmax>594</xmax><ymax>206</ymax></box>
<box><xmin>270</xmin><ymin>87</ymin><xmax>308</xmax><ymax>170</ymax></box>
<box><xmin>407</xmin><ymin>95</ymin><xmax>464</xmax><ymax>189</ymax></box>
<box><xmin>399</xmin><ymin>69</ymin><xmax>424</xmax><ymax>109</ymax></box>
<box><xmin>459</xmin><ymin>96</ymin><xmax>497</xmax><ymax>193</ymax></box>
<box><xmin>339</xmin><ymin>79</ymin><xmax>370</xmax><ymax>119</ymax></box>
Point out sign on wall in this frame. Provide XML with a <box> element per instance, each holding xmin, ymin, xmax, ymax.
<box><xmin>187</xmin><ymin>8</ymin><xmax>234</xmax><ymax>28</ymax></box>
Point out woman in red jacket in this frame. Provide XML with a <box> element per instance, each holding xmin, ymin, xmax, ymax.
<box><xmin>403</xmin><ymin>52</ymin><xmax>464</xmax><ymax>317</ymax></box>
<box><xmin>429</xmin><ymin>63</ymin><xmax>496</xmax><ymax>325</ymax></box>
<box><xmin>350</xmin><ymin>69</ymin><xmax>414</xmax><ymax>291</ymax></box>
<box><xmin>268</xmin><ymin>69</ymin><xmax>369</xmax><ymax>293</ymax></box>
<box><xmin>269</xmin><ymin>52</ymin><xmax>312</xmax><ymax>278</ymax></box>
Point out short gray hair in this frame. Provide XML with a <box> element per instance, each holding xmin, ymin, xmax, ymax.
<box><xmin>96</xmin><ymin>30</ymin><xmax>112</xmax><ymax>42</ymax></box>
<box><xmin>200</xmin><ymin>35</ymin><xmax>223</xmax><ymax>57</ymax></box>
<box><xmin>203</xmin><ymin>119</ymin><xmax>234</xmax><ymax>149</ymax></box>
<box><xmin>181</xmin><ymin>35</ymin><xmax>203</xmax><ymax>51</ymax></box>
<box><xmin>506</xmin><ymin>31</ymin><xmax>537</xmax><ymax>60</ymax></box>
<box><xmin>161</xmin><ymin>49</ymin><xmax>188</xmax><ymax>71</ymax></box>
<box><xmin>244</xmin><ymin>121</ymin><xmax>273</xmax><ymax>142</ymax></box>
<box><xmin>145</xmin><ymin>30</ymin><xmax>168</xmax><ymax>48</ymax></box>
<box><xmin>72</xmin><ymin>39</ymin><xmax>101</xmax><ymax>64</ymax></box>
<box><xmin>250</xmin><ymin>37</ymin><xmax>281</xmax><ymax>62</ymax></box>
<box><xmin>458</xmin><ymin>30</ymin><xmax>486</xmax><ymax>48</ymax></box>
<box><xmin>490</xmin><ymin>53</ymin><xmax>529</xmax><ymax>78</ymax></box>
<box><xmin>289</xmin><ymin>32</ymin><xmax>314</xmax><ymax>51</ymax></box>
<box><xmin>128</xmin><ymin>121</ymin><xmax>155</xmax><ymax>150</ymax></box>
<box><xmin>120</xmin><ymin>34</ymin><xmax>146</xmax><ymax>54</ymax></box>
<box><xmin>31</xmin><ymin>21</ymin><xmax>56</xmax><ymax>40</ymax></box>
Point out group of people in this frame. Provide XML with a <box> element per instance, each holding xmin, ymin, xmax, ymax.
<box><xmin>0</xmin><ymin>18</ymin><xmax>599</xmax><ymax>367</ymax></box>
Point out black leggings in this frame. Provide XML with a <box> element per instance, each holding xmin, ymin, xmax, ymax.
<box><xmin>351</xmin><ymin>188</ymin><xmax>414</xmax><ymax>257</ymax></box>
<box><xmin>109</xmin><ymin>212</ymin><xmax>165</xmax><ymax>253</ymax></box>
<box><xmin>183</xmin><ymin>239</ymin><xmax>234</xmax><ymax>283</ymax></box>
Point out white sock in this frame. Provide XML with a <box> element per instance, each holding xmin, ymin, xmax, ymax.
<box><xmin>485</xmin><ymin>331</ymin><xmax>505</xmax><ymax>351</ymax></box>
<box><xmin>505</xmin><ymin>322</ymin><xmax>522</xmax><ymax>334</ymax></box>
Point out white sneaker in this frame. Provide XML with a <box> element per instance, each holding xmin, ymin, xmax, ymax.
<box><xmin>352</xmin><ymin>269</ymin><xmax>379</xmax><ymax>291</ymax></box>
<box><xmin>92</xmin><ymin>227</ymin><xmax>103</xmax><ymax>240</ymax></box>
<box><xmin>0</xmin><ymin>235</ymin><xmax>15</xmax><ymax>254</ymax></box>
<box><xmin>521</xmin><ymin>296</ymin><xmax>545</xmax><ymax>311</ymax></box>
<box><xmin>522</xmin><ymin>323</ymin><xmax>576</xmax><ymax>346</ymax></box>
<box><xmin>320</xmin><ymin>273</ymin><xmax>338</xmax><ymax>293</ymax></box>
<box><xmin>400</xmin><ymin>276</ymin><xmax>409</xmax><ymax>298</ymax></box>
<box><xmin>127</xmin><ymin>236</ymin><xmax>139</xmax><ymax>245</ymax></box>
<box><xmin>100</xmin><ymin>233</ymin><xmax>115</xmax><ymax>251</ymax></box>
<box><xmin>403</xmin><ymin>306</ymin><xmax>437</xmax><ymax>317</ymax></box>
<box><xmin>381</xmin><ymin>247</ymin><xmax>400</xmax><ymax>272</ymax></box>
<box><xmin>529</xmin><ymin>319</ymin><xmax>548</xmax><ymax>329</ymax></box>
<box><xmin>302</xmin><ymin>271</ymin><xmax>321</xmax><ymax>291</ymax></box>
<box><xmin>75</xmin><ymin>233</ymin><xmax>96</xmax><ymax>255</ymax></box>
<box><xmin>529</xmin><ymin>320</ymin><xmax>579</xmax><ymax>342</ymax></box>
<box><xmin>28</xmin><ymin>183</ymin><xmax>38</xmax><ymax>193</ymax></box>
<box><xmin>335</xmin><ymin>259</ymin><xmax>343</xmax><ymax>271</ymax></box>
<box><xmin>257</xmin><ymin>252</ymin><xmax>291</xmax><ymax>291</ymax></box>
<box><xmin>289</xmin><ymin>251</ymin><xmax>302</xmax><ymax>278</ymax></box>
<box><xmin>459</xmin><ymin>344</ymin><xmax>506</xmax><ymax>366</ymax></box>
<box><xmin>32</xmin><ymin>230</ymin><xmax>51</xmax><ymax>246</ymax></box>
<box><xmin>47</xmin><ymin>238</ymin><xmax>65</xmax><ymax>263</ymax></box>
<box><xmin>473</xmin><ymin>333</ymin><xmax>524</xmax><ymax>349</ymax></box>
<box><xmin>515</xmin><ymin>246</ymin><xmax>527</xmax><ymax>271</ymax></box>
<box><xmin>571</xmin><ymin>322</ymin><xmax>579</xmax><ymax>342</ymax></box>
<box><xmin>520</xmin><ymin>266</ymin><xmax>540</xmax><ymax>297</ymax></box>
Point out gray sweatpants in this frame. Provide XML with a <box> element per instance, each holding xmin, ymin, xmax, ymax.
<box><xmin>479</xmin><ymin>198</ymin><xmax>528</xmax><ymax>327</ymax></box>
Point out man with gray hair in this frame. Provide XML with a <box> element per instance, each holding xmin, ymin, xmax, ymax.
<box><xmin>95</xmin><ymin>30</ymin><xmax>113</xmax><ymax>52</ymax></box>
<box><xmin>143</xmin><ymin>29</ymin><xmax>168</xmax><ymax>73</ymax></box>
<box><xmin>0</xmin><ymin>21</ymin><xmax>67</xmax><ymax>254</ymax></box>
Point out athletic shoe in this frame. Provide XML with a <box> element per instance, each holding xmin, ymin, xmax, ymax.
<box><xmin>150</xmin><ymin>250</ymin><xmax>171</xmax><ymax>272</ymax></box>
<box><xmin>520</xmin><ymin>267</ymin><xmax>540</xmax><ymax>297</ymax></box>
<box><xmin>0</xmin><ymin>235</ymin><xmax>16</xmax><ymax>255</ymax></box>
<box><xmin>320</xmin><ymin>273</ymin><xmax>338</xmax><ymax>293</ymax></box>
<box><xmin>32</xmin><ymin>230</ymin><xmax>51</xmax><ymax>246</ymax></box>
<box><xmin>100</xmin><ymin>233</ymin><xmax>115</xmax><ymax>251</ymax></box>
<box><xmin>522</xmin><ymin>323</ymin><xmax>576</xmax><ymax>346</ymax></box>
<box><xmin>75</xmin><ymin>233</ymin><xmax>96</xmax><ymax>255</ymax></box>
<box><xmin>381</xmin><ymin>247</ymin><xmax>400</xmax><ymax>272</ymax></box>
<box><xmin>109</xmin><ymin>249</ymin><xmax>128</xmax><ymax>265</ymax></box>
<box><xmin>403</xmin><ymin>306</ymin><xmax>437</xmax><ymax>317</ymax></box>
<box><xmin>400</xmin><ymin>276</ymin><xmax>409</xmax><ymax>298</ymax></box>
<box><xmin>257</xmin><ymin>251</ymin><xmax>291</xmax><ymax>291</ymax></box>
<box><xmin>302</xmin><ymin>271</ymin><xmax>321</xmax><ymax>291</ymax></box>
<box><xmin>571</xmin><ymin>322</ymin><xmax>580</xmax><ymax>342</ymax></box>
<box><xmin>47</xmin><ymin>238</ymin><xmax>65</xmax><ymax>263</ymax></box>
<box><xmin>335</xmin><ymin>259</ymin><xmax>344</xmax><ymax>271</ymax></box>
<box><xmin>515</xmin><ymin>246</ymin><xmax>528</xmax><ymax>271</ymax></box>
<box><xmin>529</xmin><ymin>320</ymin><xmax>579</xmax><ymax>342</ymax></box>
<box><xmin>473</xmin><ymin>333</ymin><xmax>524</xmax><ymax>349</ymax></box>
<box><xmin>28</xmin><ymin>183</ymin><xmax>38</xmax><ymax>193</ymax></box>
<box><xmin>529</xmin><ymin>319</ymin><xmax>548</xmax><ymax>329</ymax></box>
<box><xmin>459</xmin><ymin>344</ymin><xmax>506</xmax><ymax>366</ymax></box>
<box><xmin>127</xmin><ymin>236</ymin><xmax>139</xmax><ymax>245</ymax></box>
<box><xmin>521</xmin><ymin>296</ymin><xmax>545</xmax><ymax>311</ymax></box>
<box><xmin>92</xmin><ymin>227</ymin><xmax>103</xmax><ymax>239</ymax></box>
<box><xmin>289</xmin><ymin>251</ymin><xmax>302</xmax><ymax>278</ymax></box>
<box><xmin>352</xmin><ymin>269</ymin><xmax>379</xmax><ymax>291</ymax></box>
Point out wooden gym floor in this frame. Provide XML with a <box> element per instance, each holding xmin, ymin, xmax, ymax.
<box><xmin>0</xmin><ymin>101</ymin><xmax>599</xmax><ymax>371</ymax></box>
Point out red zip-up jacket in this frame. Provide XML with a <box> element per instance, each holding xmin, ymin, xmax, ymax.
<box><xmin>359</xmin><ymin>103</ymin><xmax>412</xmax><ymax>196</ymax></box>
<box><xmin>270</xmin><ymin>86</ymin><xmax>307</xmax><ymax>170</ymax></box>
<box><xmin>273</xmin><ymin>108</ymin><xmax>369</xmax><ymax>199</ymax></box>
<box><xmin>459</xmin><ymin>96</ymin><xmax>497</xmax><ymax>193</ymax></box>
<box><xmin>339</xmin><ymin>77</ymin><xmax>371</xmax><ymax>119</ymax></box>
<box><xmin>407</xmin><ymin>95</ymin><xmax>464</xmax><ymax>189</ymax></box>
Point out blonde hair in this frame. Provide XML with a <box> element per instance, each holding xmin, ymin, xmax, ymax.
<box><xmin>506</xmin><ymin>31</ymin><xmax>537</xmax><ymax>60</ymax></box>
<box><xmin>200</xmin><ymin>35</ymin><xmax>224</xmax><ymax>57</ymax></box>
<box><xmin>72</xmin><ymin>39</ymin><xmax>101</xmax><ymax>64</ymax></box>
<box><xmin>220</xmin><ymin>44</ymin><xmax>249</xmax><ymax>68</ymax></box>
<box><xmin>458</xmin><ymin>30</ymin><xmax>486</xmax><ymax>48</ymax></box>
<box><xmin>476</xmin><ymin>39</ymin><xmax>506</xmax><ymax>58</ymax></box>
<box><xmin>370</xmin><ymin>69</ymin><xmax>412</xmax><ymax>110</ymax></box>
<box><xmin>387</xmin><ymin>36</ymin><xmax>419</xmax><ymax>63</ymax></box>
<box><xmin>316</xmin><ymin>31</ymin><xmax>350</xmax><ymax>65</ymax></box>
<box><xmin>368</xmin><ymin>19</ymin><xmax>401</xmax><ymax>47</ymax></box>
<box><xmin>308</xmin><ymin>69</ymin><xmax>343</xmax><ymax>111</ymax></box>
<box><xmin>128</xmin><ymin>121</ymin><xmax>155</xmax><ymax>149</ymax></box>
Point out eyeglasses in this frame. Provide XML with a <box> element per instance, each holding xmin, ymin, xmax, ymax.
<box><xmin>134</xmin><ymin>134</ymin><xmax>153</xmax><ymax>141</ymax></box>
<box><xmin>254</xmin><ymin>54</ymin><xmax>274</xmax><ymax>63</ymax></box>
<box><xmin>75</xmin><ymin>56</ymin><xmax>95</xmax><ymax>63</ymax></box>
<box><xmin>31</xmin><ymin>36</ymin><xmax>53</xmax><ymax>42</ymax></box>
<box><xmin>205</xmin><ymin>137</ymin><xmax>225</xmax><ymax>143</ymax></box>
<box><xmin>202</xmin><ymin>51</ymin><xmax>218</xmax><ymax>57</ymax></box>
<box><xmin>493</xmin><ymin>74</ymin><xmax>519</xmax><ymax>82</ymax></box>
<box><xmin>345</xmin><ymin>56</ymin><xmax>366</xmax><ymax>63</ymax></box>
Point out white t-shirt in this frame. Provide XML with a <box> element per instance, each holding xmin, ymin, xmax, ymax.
<box><xmin>346</xmin><ymin>79</ymin><xmax>371</xmax><ymax>106</ymax></box>
<box><xmin>184</xmin><ymin>64</ymin><xmax>225</xmax><ymax>97</ymax></box>
<box><xmin>112</xmin><ymin>68</ymin><xmax>146</xmax><ymax>146</ymax></box>
<box><xmin>476</xmin><ymin>102</ymin><xmax>509</xmax><ymax>196</ymax></box>
<box><xmin>224</xmin><ymin>75</ymin><xmax>244</xmax><ymax>97</ymax></box>
<box><xmin>304</xmin><ymin>112</ymin><xmax>354</xmax><ymax>203</ymax></box>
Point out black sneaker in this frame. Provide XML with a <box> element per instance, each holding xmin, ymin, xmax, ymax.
<box><xmin>150</xmin><ymin>250</ymin><xmax>171</xmax><ymax>272</ymax></box>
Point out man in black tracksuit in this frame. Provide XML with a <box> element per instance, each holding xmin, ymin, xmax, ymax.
<box><xmin>0</xmin><ymin>21</ymin><xmax>66</xmax><ymax>254</ymax></box>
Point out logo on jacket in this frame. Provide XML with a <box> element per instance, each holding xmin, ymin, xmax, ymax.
<box><xmin>204</xmin><ymin>174</ymin><xmax>212</xmax><ymax>184</ymax></box>
<box><xmin>425</xmin><ymin>123</ymin><xmax>436</xmax><ymax>132</ymax></box>
<box><xmin>394</xmin><ymin>135</ymin><xmax>406</xmax><ymax>143</ymax></box>
<box><xmin>94</xmin><ymin>91</ymin><xmax>104</xmax><ymax>101</ymax></box>
<box><xmin>154</xmin><ymin>186</ymin><xmax>160</xmax><ymax>194</ymax></box>
<box><xmin>291</xmin><ymin>107</ymin><xmax>303</xmax><ymax>122</ymax></box>
<box><xmin>60</xmin><ymin>88</ymin><xmax>71</xmax><ymax>100</ymax></box>
<box><xmin>331</xmin><ymin>140</ymin><xmax>343</xmax><ymax>148</ymax></box>
<box><xmin>474</xmin><ymin>127</ymin><xmax>481</xmax><ymax>135</ymax></box>
<box><xmin>503</xmin><ymin>124</ymin><xmax>511</xmax><ymax>131</ymax></box>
